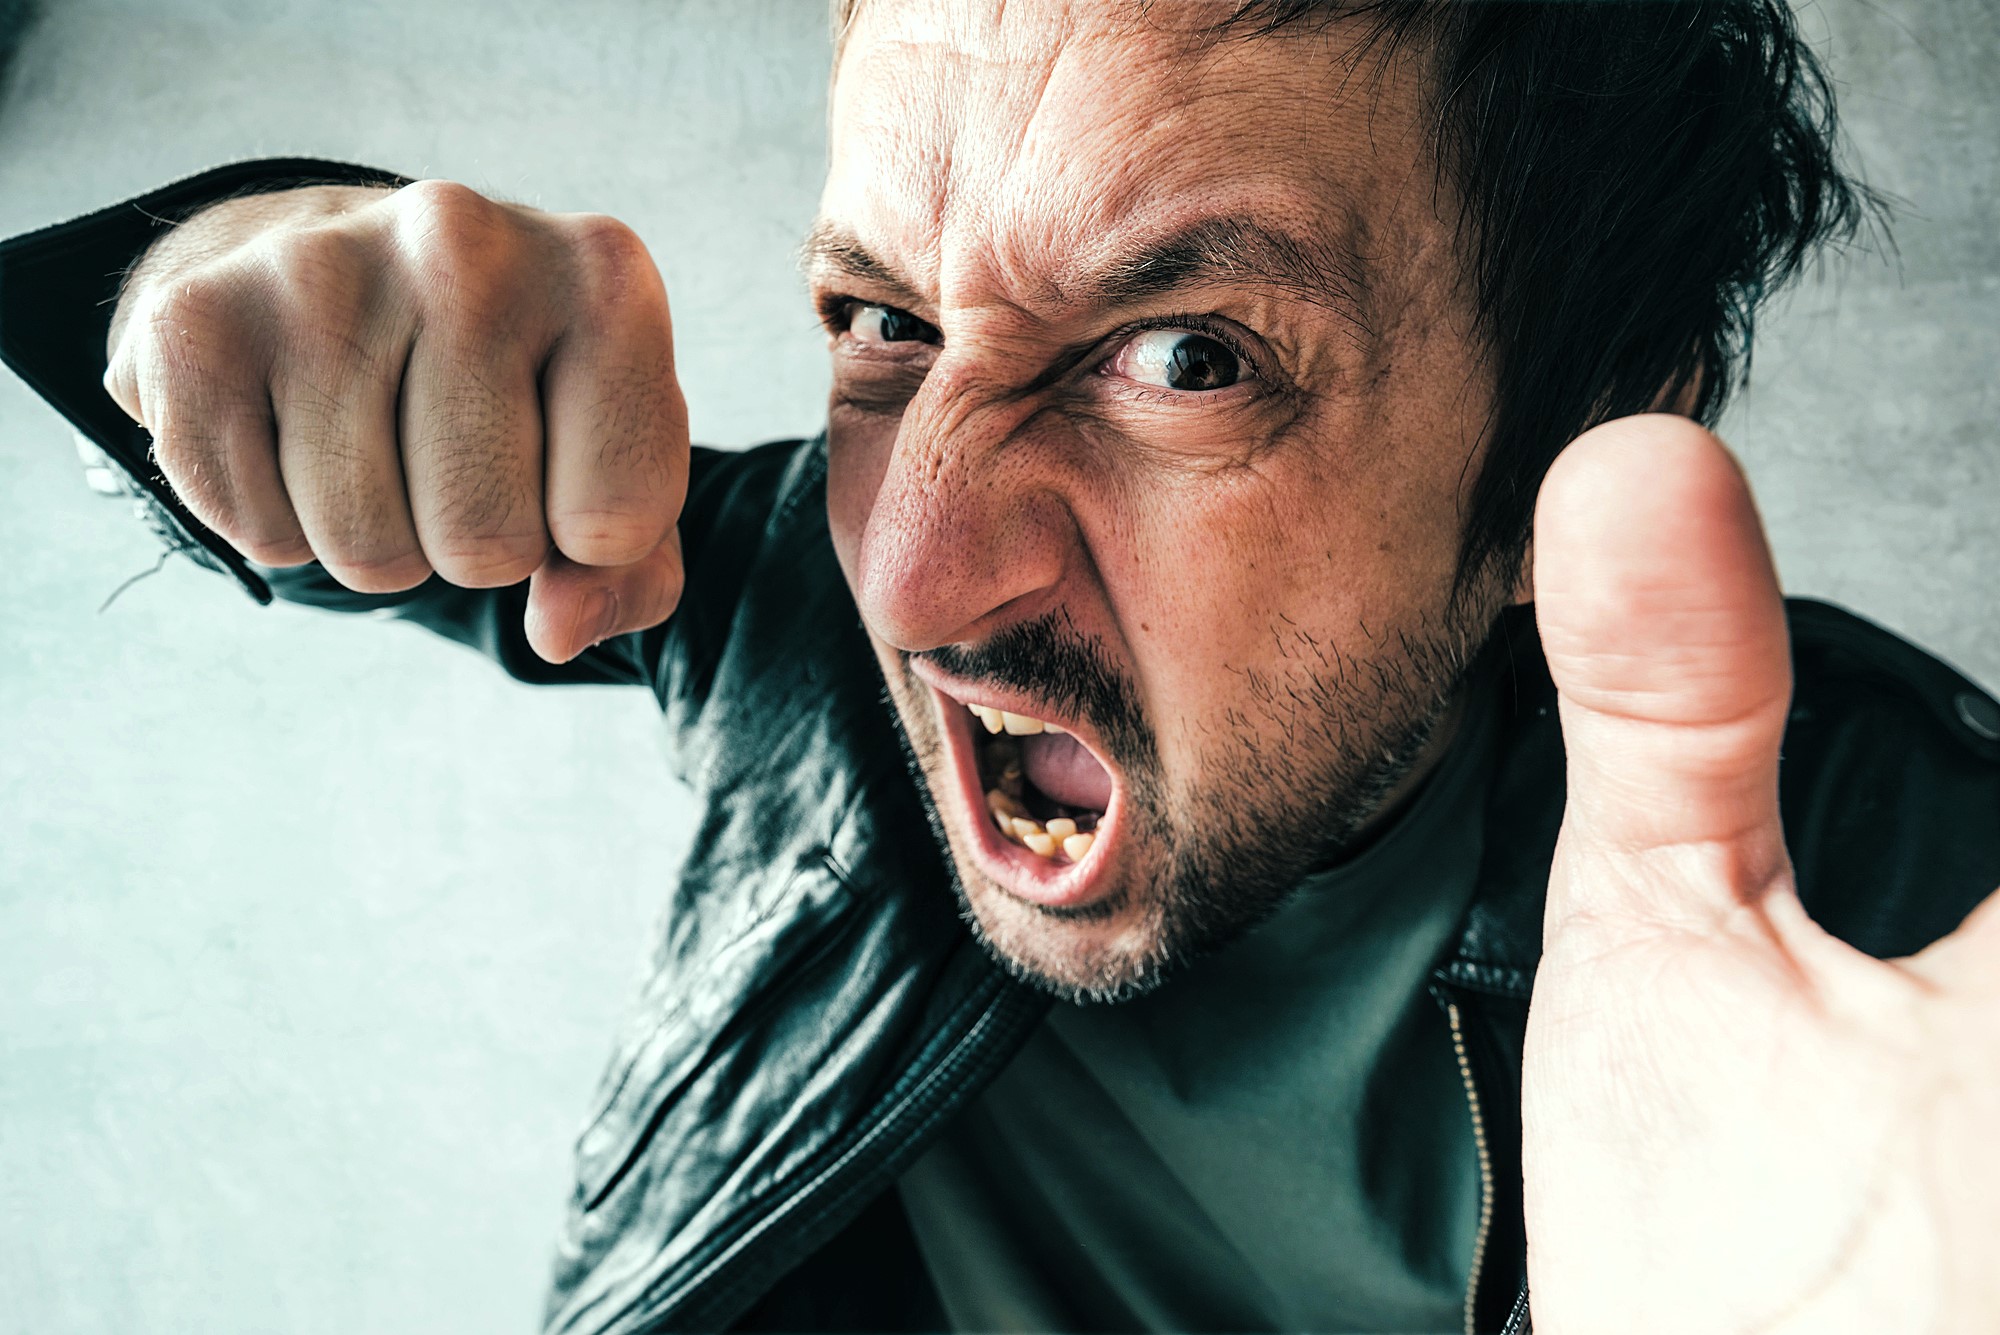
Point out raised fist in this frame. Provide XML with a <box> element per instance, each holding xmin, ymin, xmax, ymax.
<box><xmin>104</xmin><ymin>179</ymin><xmax>689</xmax><ymax>663</ymax></box>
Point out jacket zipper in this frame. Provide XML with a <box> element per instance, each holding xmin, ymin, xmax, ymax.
<box><xmin>1446</xmin><ymin>1000</ymin><xmax>1495</xmax><ymax>1335</ymax></box>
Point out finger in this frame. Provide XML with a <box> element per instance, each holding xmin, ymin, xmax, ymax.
<box><xmin>541</xmin><ymin>214</ymin><xmax>689</xmax><ymax>568</ymax></box>
<box><xmin>399</xmin><ymin>324</ymin><xmax>550</xmax><ymax>588</ymax></box>
<box><xmin>109</xmin><ymin>286</ymin><xmax>314</xmax><ymax>568</ymax></box>
<box><xmin>523</xmin><ymin>531</ymin><xmax>684</xmax><ymax>665</ymax></box>
<box><xmin>103</xmin><ymin>336</ymin><xmax>146</xmax><ymax>425</ymax></box>
<box><xmin>159</xmin><ymin>402</ymin><xmax>314</xmax><ymax>569</ymax></box>
<box><xmin>273</xmin><ymin>350</ymin><xmax>430</xmax><ymax>591</ymax></box>
<box><xmin>1534</xmin><ymin>414</ymin><xmax>1793</xmax><ymax>921</ymax></box>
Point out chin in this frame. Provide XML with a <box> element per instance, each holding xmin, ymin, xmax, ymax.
<box><xmin>868</xmin><ymin>600</ymin><xmax>1486</xmax><ymax>1006</ymax></box>
<box><xmin>948</xmin><ymin>835</ymin><xmax>1182</xmax><ymax>1005</ymax></box>
<box><xmin>878</xmin><ymin>653</ymin><xmax>1187</xmax><ymax>1003</ymax></box>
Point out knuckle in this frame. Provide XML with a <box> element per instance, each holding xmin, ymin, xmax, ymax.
<box><xmin>416</xmin><ymin>447</ymin><xmax>548</xmax><ymax>585</ymax></box>
<box><xmin>1596</xmin><ymin>412</ymin><xmax>1722</xmax><ymax>452</ymax></box>
<box><xmin>260</xmin><ymin>223</ymin><xmax>373</xmax><ymax>301</ymax></box>
<box><xmin>234</xmin><ymin>528</ymin><xmax>315</xmax><ymax>569</ymax></box>
<box><xmin>552</xmin><ymin>507</ymin><xmax>670</xmax><ymax>566</ymax></box>
<box><xmin>262</xmin><ymin>242</ymin><xmax>405</xmax><ymax>391</ymax></box>
<box><xmin>410</xmin><ymin>391</ymin><xmax>533</xmax><ymax>513</ymax></box>
<box><xmin>275</xmin><ymin>454</ymin><xmax>427</xmax><ymax>587</ymax></box>
<box><xmin>390</xmin><ymin>180</ymin><xmax>521</xmax><ymax>317</ymax></box>
<box><xmin>424</xmin><ymin>533</ymin><xmax>546</xmax><ymax>588</ymax></box>
<box><xmin>102</xmin><ymin>359</ymin><xmax>142</xmax><ymax>420</ymax></box>
<box><xmin>568</xmin><ymin>367</ymin><xmax>690</xmax><ymax>506</ymax></box>
<box><xmin>615</xmin><ymin>368</ymin><xmax>689</xmax><ymax>469</ymax></box>
<box><xmin>392</xmin><ymin>178</ymin><xmax>500</xmax><ymax>240</ymax></box>
<box><xmin>149</xmin><ymin>420</ymin><xmax>236</xmax><ymax>516</ymax></box>
<box><xmin>565</xmin><ymin>213</ymin><xmax>665</xmax><ymax>312</ymax></box>
<box><xmin>135</xmin><ymin>277</ymin><xmax>243</xmax><ymax>375</ymax></box>
<box><xmin>129</xmin><ymin>283</ymin><xmax>265</xmax><ymax>435</ymax></box>
<box><xmin>320</xmin><ymin>547</ymin><xmax>435</xmax><ymax>595</ymax></box>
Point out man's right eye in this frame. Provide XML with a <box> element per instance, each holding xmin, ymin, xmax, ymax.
<box><xmin>846</xmin><ymin>303</ymin><xmax>935</xmax><ymax>345</ymax></box>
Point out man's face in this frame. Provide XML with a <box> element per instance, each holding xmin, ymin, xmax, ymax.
<box><xmin>809</xmin><ymin>0</ymin><xmax>1502</xmax><ymax>1002</ymax></box>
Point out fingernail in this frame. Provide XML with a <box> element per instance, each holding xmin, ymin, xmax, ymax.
<box><xmin>562</xmin><ymin>589</ymin><xmax>620</xmax><ymax>659</ymax></box>
<box><xmin>585</xmin><ymin>589</ymin><xmax>621</xmax><ymax>646</ymax></box>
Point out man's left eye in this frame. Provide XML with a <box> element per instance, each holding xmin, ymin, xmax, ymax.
<box><xmin>1107</xmin><ymin>330</ymin><xmax>1245</xmax><ymax>393</ymax></box>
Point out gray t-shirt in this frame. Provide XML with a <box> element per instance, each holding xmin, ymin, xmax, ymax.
<box><xmin>898</xmin><ymin>693</ymin><xmax>1497</xmax><ymax>1334</ymax></box>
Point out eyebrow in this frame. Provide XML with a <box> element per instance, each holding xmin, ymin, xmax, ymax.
<box><xmin>800</xmin><ymin>214</ymin><xmax>1373</xmax><ymax>331</ymax></box>
<box><xmin>1089</xmin><ymin>217</ymin><xmax>1371</xmax><ymax>325</ymax></box>
<box><xmin>800</xmin><ymin>222</ymin><xmax>925</xmax><ymax>308</ymax></box>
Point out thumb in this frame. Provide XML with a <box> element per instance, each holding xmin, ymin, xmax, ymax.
<box><xmin>524</xmin><ymin>530</ymin><xmax>684</xmax><ymax>664</ymax></box>
<box><xmin>1535</xmin><ymin>415</ymin><xmax>1793</xmax><ymax>924</ymax></box>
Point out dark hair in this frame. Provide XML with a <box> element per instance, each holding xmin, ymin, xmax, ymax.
<box><xmin>1219</xmin><ymin>0</ymin><xmax>1877</xmax><ymax>596</ymax></box>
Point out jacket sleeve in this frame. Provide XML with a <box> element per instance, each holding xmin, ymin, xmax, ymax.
<box><xmin>0</xmin><ymin>157</ymin><xmax>415</xmax><ymax>603</ymax></box>
<box><xmin>0</xmin><ymin>158</ymin><xmax>795</xmax><ymax>696</ymax></box>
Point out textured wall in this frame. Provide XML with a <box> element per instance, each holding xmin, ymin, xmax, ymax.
<box><xmin>0</xmin><ymin>2</ymin><xmax>1993</xmax><ymax>1331</ymax></box>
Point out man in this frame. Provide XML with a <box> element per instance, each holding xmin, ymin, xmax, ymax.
<box><xmin>3</xmin><ymin>1</ymin><xmax>1996</xmax><ymax>1331</ymax></box>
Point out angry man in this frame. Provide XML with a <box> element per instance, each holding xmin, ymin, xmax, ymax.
<box><xmin>3</xmin><ymin>2</ymin><xmax>1998</xmax><ymax>1332</ymax></box>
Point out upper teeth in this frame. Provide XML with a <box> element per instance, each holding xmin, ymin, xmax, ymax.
<box><xmin>968</xmin><ymin>704</ymin><xmax>1064</xmax><ymax>736</ymax></box>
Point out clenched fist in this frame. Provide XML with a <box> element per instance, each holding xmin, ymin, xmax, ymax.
<box><xmin>103</xmin><ymin>179</ymin><xmax>689</xmax><ymax>663</ymax></box>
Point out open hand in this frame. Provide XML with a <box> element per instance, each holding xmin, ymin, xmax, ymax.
<box><xmin>1523</xmin><ymin>415</ymin><xmax>2000</xmax><ymax>1333</ymax></box>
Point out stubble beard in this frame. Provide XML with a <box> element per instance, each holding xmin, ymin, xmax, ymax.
<box><xmin>882</xmin><ymin>597</ymin><xmax>1496</xmax><ymax>1006</ymax></box>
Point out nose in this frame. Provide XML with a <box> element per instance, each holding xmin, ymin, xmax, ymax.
<box><xmin>854</xmin><ymin>362</ymin><xmax>1070</xmax><ymax>653</ymax></box>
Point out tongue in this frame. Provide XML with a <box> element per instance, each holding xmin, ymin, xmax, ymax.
<box><xmin>1019</xmin><ymin>733</ymin><xmax>1114</xmax><ymax>812</ymax></box>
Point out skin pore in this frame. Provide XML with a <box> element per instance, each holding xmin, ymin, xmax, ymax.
<box><xmin>810</xmin><ymin>0</ymin><xmax>1510</xmax><ymax>1003</ymax></box>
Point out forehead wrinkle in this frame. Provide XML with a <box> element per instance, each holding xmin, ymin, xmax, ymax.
<box><xmin>946</xmin><ymin>41</ymin><xmax>1382</xmax><ymax>331</ymax></box>
<box><xmin>827</xmin><ymin>2</ymin><xmax>1413</xmax><ymax>340</ymax></box>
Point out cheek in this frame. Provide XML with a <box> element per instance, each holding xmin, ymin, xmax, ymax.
<box><xmin>825</xmin><ymin>410</ymin><xmax>899</xmax><ymax>591</ymax></box>
<box><xmin>1091</xmin><ymin>444</ymin><xmax>1466</xmax><ymax>769</ymax></box>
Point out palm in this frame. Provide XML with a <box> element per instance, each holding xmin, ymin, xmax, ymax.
<box><xmin>1519</xmin><ymin>417</ymin><xmax>2000</xmax><ymax>1334</ymax></box>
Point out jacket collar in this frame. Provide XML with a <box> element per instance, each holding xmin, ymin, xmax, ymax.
<box><xmin>1436</xmin><ymin>606</ymin><xmax>1563</xmax><ymax>1003</ymax></box>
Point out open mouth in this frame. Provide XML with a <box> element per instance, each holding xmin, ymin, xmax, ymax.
<box><xmin>910</xmin><ymin>666</ymin><xmax>1125</xmax><ymax>909</ymax></box>
<box><xmin>968</xmin><ymin>707</ymin><xmax>1111</xmax><ymax>861</ymax></box>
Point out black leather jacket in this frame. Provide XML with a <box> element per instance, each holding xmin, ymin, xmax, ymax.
<box><xmin>6</xmin><ymin>163</ymin><xmax>1999</xmax><ymax>1335</ymax></box>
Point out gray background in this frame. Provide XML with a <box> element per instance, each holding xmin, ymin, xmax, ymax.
<box><xmin>0</xmin><ymin>1</ymin><xmax>1992</xmax><ymax>1330</ymax></box>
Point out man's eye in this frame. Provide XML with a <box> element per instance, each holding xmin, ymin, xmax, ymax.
<box><xmin>846</xmin><ymin>303</ymin><xmax>932</xmax><ymax>345</ymax></box>
<box><xmin>1108</xmin><ymin>330</ymin><xmax>1245</xmax><ymax>393</ymax></box>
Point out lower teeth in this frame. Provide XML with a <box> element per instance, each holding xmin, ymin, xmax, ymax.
<box><xmin>978</xmin><ymin>733</ymin><xmax>1100</xmax><ymax>864</ymax></box>
<box><xmin>986</xmin><ymin>787</ymin><xmax>1098</xmax><ymax>863</ymax></box>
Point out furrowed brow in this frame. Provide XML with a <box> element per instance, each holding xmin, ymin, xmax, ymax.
<box><xmin>800</xmin><ymin>215</ymin><xmax>1373</xmax><ymax>334</ymax></box>
<box><xmin>1086</xmin><ymin>217</ymin><xmax>1372</xmax><ymax>331</ymax></box>
<box><xmin>800</xmin><ymin>220</ymin><xmax>923</xmax><ymax>308</ymax></box>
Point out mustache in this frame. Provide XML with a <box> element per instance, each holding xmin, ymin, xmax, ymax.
<box><xmin>909</xmin><ymin>613</ymin><xmax>1153</xmax><ymax>762</ymax></box>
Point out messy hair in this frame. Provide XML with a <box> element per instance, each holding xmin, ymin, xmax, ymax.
<box><xmin>830</xmin><ymin>1</ymin><xmax>1875</xmax><ymax>593</ymax></box>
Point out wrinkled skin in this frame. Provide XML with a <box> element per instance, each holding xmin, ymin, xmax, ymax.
<box><xmin>102</xmin><ymin>0</ymin><xmax>2000</xmax><ymax>1324</ymax></box>
<box><xmin>810</xmin><ymin>11</ymin><xmax>2000</xmax><ymax>1322</ymax></box>
<box><xmin>812</xmin><ymin>0</ymin><xmax>1503</xmax><ymax>1000</ymax></box>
